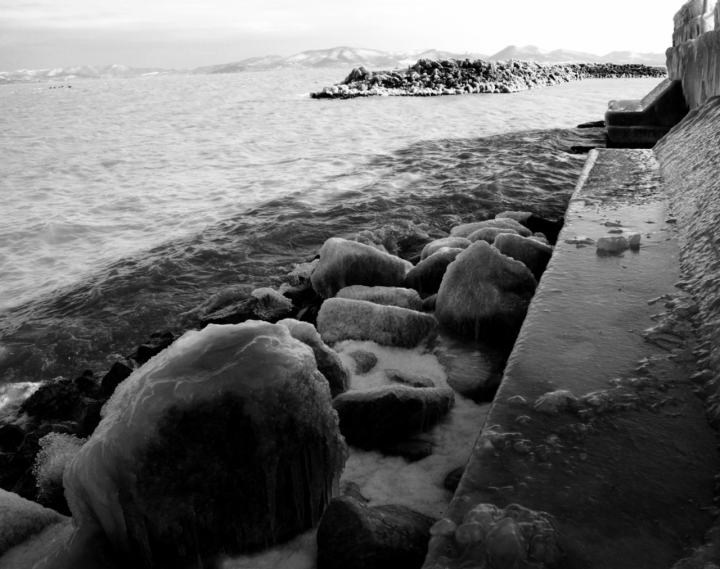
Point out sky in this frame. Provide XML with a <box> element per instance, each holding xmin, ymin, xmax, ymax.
<box><xmin>0</xmin><ymin>0</ymin><xmax>691</xmax><ymax>70</ymax></box>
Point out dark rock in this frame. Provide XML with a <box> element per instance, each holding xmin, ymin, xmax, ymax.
<box><xmin>577</xmin><ymin>120</ymin><xmax>605</xmax><ymax>128</ymax></box>
<box><xmin>422</xmin><ymin>294</ymin><xmax>438</xmax><ymax>311</ymax></box>
<box><xmin>385</xmin><ymin>369</ymin><xmax>435</xmax><ymax>388</ymax></box>
<box><xmin>317</xmin><ymin>496</ymin><xmax>436</xmax><ymax>569</ymax></box>
<box><xmin>200</xmin><ymin>297</ymin><xmax>257</xmax><ymax>327</ymax></box>
<box><xmin>494</xmin><ymin>233</ymin><xmax>553</xmax><ymax>281</ymax></box>
<box><xmin>332</xmin><ymin>385</ymin><xmax>454</xmax><ymax>449</ymax></box>
<box><xmin>525</xmin><ymin>214</ymin><xmax>564</xmax><ymax>245</ymax></box>
<box><xmin>135</xmin><ymin>331</ymin><xmax>175</xmax><ymax>364</ymax></box>
<box><xmin>443</xmin><ymin>466</ymin><xmax>465</xmax><ymax>492</ymax></box>
<box><xmin>100</xmin><ymin>361</ymin><xmax>134</xmax><ymax>398</ymax></box>
<box><xmin>340</xmin><ymin>480</ymin><xmax>370</xmax><ymax>503</ymax></box>
<box><xmin>569</xmin><ymin>145</ymin><xmax>597</xmax><ymax>154</ymax></box>
<box><xmin>0</xmin><ymin>424</ymin><xmax>25</xmax><ymax>452</ymax></box>
<box><xmin>347</xmin><ymin>350</ymin><xmax>378</xmax><ymax>375</ymax></box>
<box><xmin>73</xmin><ymin>398</ymin><xmax>104</xmax><ymax>438</ymax></box>
<box><xmin>19</xmin><ymin>378</ymin><xmax>82</xmax><ymax>422</ymax></box>
<box><xmin>297</xmin><ymin>296</ymin><xmax>324</xmax><ymax>327</ymax></box>
<box><xmin>405</xmin><ymin>248</ymin><xmax>463</xmax><ymax>295</ymax></box>
<box><xmin>380</xmin><ymin>439</ymin><xmax>433</xmax><ymax>462</ymax></box>
<box><xmin>73</xmin><ymin>371</ymin><xmax>98</xmax><ymax>396</ymax></box>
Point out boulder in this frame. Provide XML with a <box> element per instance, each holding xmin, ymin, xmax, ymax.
<box><xmin>311</xmin><ymin>238</ymin><xmax>412</xmax><ymax>298</ymax></box>
<box><xmin>250</xmin><ymin>287</ymin><xmax>293</xmax><ymax>321</ymax></box>
<box><xmin>332</xmin><ymin>385</ymin><xmax>454</xmax><ymax>449</ymax></box>
<box><xmin>336</xmin><ymin>285</ymin><xmax>422</xmax><ymax>311</ymax></box>
<box><xmin>450</xmin><ymin>219</ymin><xmax>531</xmax><ymax>238</ymax></box>
<box><xmin>0</xmin><ymin>488</ymin><xmax>66</xmax><ymax>556</ymax></box>
<box><xmin>494</xmin><ymin>233</ymin><xmax>553</xmax><ymax>280</ymax></box>
<box><xmin>317</xmin><ymin>496</ymin><xmax>436</xmax><ymax>569</ymax></box>
<box><xmin>420</xmin><ymin>237</ymin><xmax>472</xmax><ymax>260</ymax></box>
<box><xmin>317</xmin><ymin>298</ymin><xmax>437</xmax><ymax>349</ymax></box>
<box><xmin>495</xmin><ymin>211</ymin><xmax>532</xmax><ymax>225</ymax></box>
<box><xmin>135</xmin><ymin>332</ymin><xmax>175</xmax><ymax>364</ymax></box>
<box><xmin>466</xmin><ymin>227</ymin><xmax>519</xmax><ymax>244</ymax></box>
<box><xmin>278</xmin><ymin>318</ymin><xmax>350</xmax><ymax>397</ymax></box>
<box><xmin>436</xmin><ymin>242</ymin><xmax>537</xmax><ymax>344</ymax></box>
<box><xmin>19</xmin><ymin>378</ymin><xmax>81</xmax><ymax>422</ymax></box>
<box><xmin>347</xmin><ymin>350</ymin><xmax>378</xmax><ymax>375</ymax></box>
<box><xmin>405</xmin><ymin>248</ymin><xmax>463</xmax><ymax>295</ymax></box>
<box><xmin>100</xmin><ymin>362</ymin><xmax>133</xmax><ymax>398</ymax></box>
<box><xmin>62</xmin><ymin>322</ymin><xmax>347</xmax><ymax>568</ymax></box>
<box><xmin>0</xmin><ymin>424</ymin><xmax>25</xmax><ymax>453</ymax></box>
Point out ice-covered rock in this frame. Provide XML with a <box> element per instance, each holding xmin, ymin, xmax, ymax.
<box><xmin>332</xmin><ymin>385</ymin><xmax>454</xmax><ymax>449</ymax></box>
<box><xmin>405</xmin><ymin>248</ymin><xmax>463</xmax><ymax>295</ymax></box>
<box><xmin>311</xmin><ymin>238</ymin><xmax>413</xmax><ymax>298</ymax></box>
<box><xmin>251</xmin><ymin>287</ymin><xmax>293</xmax><ymax>320</ymax></box>
<box><xmin>466</xmin><ymin>226</ymin><xmax>520</xmax><ymax>244</ymax></box>
<box><xmin>347</xmin><ymin>350</ymin><xmax>378</xmax><ymax>374</ymax></box>
<box><xmin>533</xmin><ymin>389</ymin><xmax>578</xmax><ymax>415</ymax></box>
<box><xmin>420</xmin><ymin>237</ymin><xmax>472</xmax><ymax>260</ymax></box>
<box><xmin>62</xmin><ymin>322</ymin><xmax>347</xmax><ymax>567</ymax></box>
<box><xmin>450</xmin><ymin>218</ymin><xmax>531</xmax><ymax>238</ymax></box>
<box><xmin>495</xmin><ymin>211</ymin><xmax>532</xmax><ymax>225</ymax></box>
<box><xmin>316</xmin><ymin>496</ymin><xmax>436</xmax><ymax>569</ymax></box>
<box><xmin>336</xmin><ymin>285</ymin><xmax>422</xmax><ymax>311</ymax></box>
<box><xmin>597</xmin><ymin>235</ymin><xmax>629</xmax><ymax>253</ymax></box>
<box><xmin>278</xmin><ymin>319</ymin><xmax>350</xmax><ymax>397</ymax></box>
<box><xmin>0</xmin><ymin>488</ymin><xmax>66</xmax><ymax>555</ymax></box>
<box><xmin>317</xmin><ymin>298</ymin><xmax>437</xmax><ymax>348</ymax></box>
<box><xmin>436</xmin><ymin>242</ymin><xmax>537</xmax><ymax>343</ymax></box>
<box><xmin>494</xmin><ymin>233</ymin><xmax>554</xmax><ymax>280</ymax></box>
<box><xmin>673</xmin><ymin>0</ymin><xmax>716</xmax><ymax>45</ymax></box>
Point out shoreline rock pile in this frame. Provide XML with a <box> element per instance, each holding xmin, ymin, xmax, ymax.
<box><xmin>311</xmin><ymin>58</ymin><xmax>667</xmax><ymax>99</ymax></box>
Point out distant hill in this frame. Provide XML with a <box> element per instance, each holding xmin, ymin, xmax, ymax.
<box><xmin>0</xmin><ymin>45</ymin><xmax>665</xmax><ymax>84</ymax></box>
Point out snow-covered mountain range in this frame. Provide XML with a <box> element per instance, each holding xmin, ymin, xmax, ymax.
<box><xmin>0</xmin><ymin>45</ymin><xmax>666</xmax><ymax>84</ymax></box>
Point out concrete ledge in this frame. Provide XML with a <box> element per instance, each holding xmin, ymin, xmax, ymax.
<box><xmin>422</xmin><ymin>149</ymin><xmax>718</xmax><ymax>569</ymax></box>
<box><xmin>605</xmin><ymin>79</ymin><xmax>689</xmax><ymax>147</ymax></box>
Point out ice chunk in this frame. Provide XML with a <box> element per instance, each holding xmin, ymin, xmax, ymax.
<box><xmin>597</xmin><ymin>235</ymin><xmax>629</xmax><ymax>253</ymax></box>
<box><xmin>62</xmin><ymin>322</ymin><xmax>347</xmax><ymax>567</ymax></box>
<box><xmin>317</xmin><ymin>298</ymin><xmax>437</xmax><ymax>348</ymax></box>
<box><xmin>311</xmin><ymin>238</ymin><xmax>413</xmax><ymax>298</ymax></box>
<box><xmin>336</xmin><ymin>285</ymin><xmax>422</xmax><ymax>311</ymax></box>
<box><xmin>420</xmin><ymin>237</ymin><xmax>472</xmax><ymax>260</ymax></box>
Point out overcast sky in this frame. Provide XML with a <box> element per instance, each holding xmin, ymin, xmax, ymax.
<box><xmin>0</xmin><ymin>0</ymin><xmax>687</xmax><ymax>70</ymax></box>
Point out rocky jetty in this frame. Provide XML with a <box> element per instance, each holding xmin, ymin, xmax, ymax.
<box><xmin>311</xmin><ymin>58</ymin><xmax>667</xmax><ymax>99</ymax></box>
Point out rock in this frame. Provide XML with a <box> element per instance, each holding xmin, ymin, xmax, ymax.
<box><xmin>317</xmin><ymin>496</ymin><xmax>436</xmax><ymax>569</ymax></box>
<box><xmin>135</xmin><ymin>331</ymin><xmax>175</xmax><ymax>364</ymax></box>
<box><xmin>525</xmin><ymin>214</ymin><xmax>564</xmax><ymax>244</ymax></box>
<box><xmin>443</xmin><ymin>467</ymin><xmax>465</xmax><ymax>492</ymax></box>
<box><xmin>450</xmin><ymin>218</ymin><xmax>531</xmax><ymax>238</ymax></box>
<box><xmin>251</xmin><ymin>287</ymin><xmax>293</xmax><ymax>321</ymax></box>
<box><xmin>62</xmin><ymin>322</ymin><xmax>347</xmax><ymax>567</ymax></box>
<box><xmin>278</xmin><ymin>318</ymin><xmax>350</xmax><ymax>397</ymax></box>
<box><xmin>533</xmin><ymin>390</ymin><xmax>578</xmax><ymax>415</ymax></box>
<box><xmin>597</xmin><ymin>235</ymin><xmax>629</xmax><ymax>253</ymax></box>
<box><xmin>100</xmin><ymin>361</ymin><xmax>133</xmax><ymax>398</ymax></box>
<box><xmin>421</xmin><ymin>237</ymin><xmax>472</xmax><ymax>260</ymax></box>
<box><xmin>200</xmin><ymin>297</ymin><xmax>257</xmax><ymax>327</ymax></box>
<box><xmin>332</xmin><ymin>385</ymin><xmax>454</xmax><ymax>449</ymax></box>
<box><xmin>531</xmin><ymin>233</ymin><xmax>550</xmax><ymax>245</ymax></box>
<box><xmin>495</xmin><ymin>211</ymin><xmax>532</xmax><ymax>225</ymax></box>
<box><xmin>317</xmin><ymin>298</ymin><xmax>437</xmax><ymax>349</ymax></box>
<box><xmin>0</xmin><ymin>488</ymin><xmax>66</xmax><ymax>556</ymax></box>
<box><xmin>466</xmin><ymin>227</ymin><xmax>520</xmax><ymax>244</ymax></box>
<box><xmin>19</xmin><ymin>378</ymin><xmax>81</xmax><ymax>422</ymax></box>
<box><xmin>494</xmin><ymin>233</ymin><xmax>554</xmax><ymax>280</ymax></box>
<box><xmin>340</xmin><ymin>480</ymin><xmax>370</xmax><ymax>503</ymax></box>
<box><xmin>384</xmin><ymin>369</ymin><xmax>435</xmax><ymax>388</ymax></box>
<box><xmin>627</xmin><ymin>232</ymin><xmax>642</xmax><ymax>248</ymax></box>
<box><xmin>311</xmin><ymin>238</ymin><xmax>412</xmax><ymax>298</ymax></box>
<box><xmin>336</xmin><ymin>285</ymin><xmax>422</xmax><ymax>311</ymax></box>
<box><xmin>347</xmin><ymin>350</ymin><xmax>378</xmax><ymax>374</ymax></box>
<box><xmin>0</xmin><ymin>424</ymin><xmax>25</xmax><ymax>453</ymax></box>
<box><xmin>405</xmin><ymin>248</ymin><xmax>463</xmax><ymax>295</ymax></box>
<box><xmin>436</xmin><ymin>242</ymin><xmax>537</xmax><ymax>344</ymax></box>
<box><xmin>423</xmin><ymin>294</ymin><xmax>438</xmax><ymax>311</ymax></box>
<box><xmin>380</xmin><ymin>439</ymin><xmax>434</xmax><ymax>461</ymax></box>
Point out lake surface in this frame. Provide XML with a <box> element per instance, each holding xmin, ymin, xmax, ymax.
<box><xmin>0</xmin><ymin>71</ymin><xmax>661</xmax><ymax>384</ymax></box>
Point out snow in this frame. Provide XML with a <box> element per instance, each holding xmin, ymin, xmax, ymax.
<box><xmin>0</xmin><ymin>489</ymin><xmax>65</xmax><ymax>556</ymax></box>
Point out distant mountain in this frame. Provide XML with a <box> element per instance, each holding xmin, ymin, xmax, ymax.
<box><xmin>487</xmin><ymin>45</ymin><xmax>665</xmax><ymax>66</ymax></box>
<box><xmin>0</xmin><ymin>45</ymin><xmax>665</xmax><ymax>84</ymax></box>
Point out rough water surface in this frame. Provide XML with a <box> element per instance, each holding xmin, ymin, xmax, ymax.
<box><xmin>0</xmin><ymin>72</ymin><xmax>662</xmax><ymax>385</ymax></box>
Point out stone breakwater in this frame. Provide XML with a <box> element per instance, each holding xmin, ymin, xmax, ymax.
<box><xmin>311</xmin><ymin>59</ymin><xmax>667</xmax><ymax>99</ymax></box>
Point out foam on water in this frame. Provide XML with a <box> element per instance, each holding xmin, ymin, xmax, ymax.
<box><xmin>0</xmin><ymin>73</ymin><xmax>662</xmax><ymax>384</ymax></box>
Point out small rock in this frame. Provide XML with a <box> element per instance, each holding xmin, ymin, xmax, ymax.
<box><xmin>385</xmin><ymin>369</ymin><xmax>435</xmax><ymax>388</ymax></box>
<box><xmin>251</xmin><ymin>287</ymin><xmax>293</xmax><ymax>321</ymax></box>
<box><xmin>100</xmin><ymin>361</ymin><xmax>133</xmax><ymax>398</ymax></box>
<box><xmin>597</xmin><ymin>235</ymin><xmax>629</xmax><ymax>253</ymax></box>
<box><xmin>533</xmin><ymin>390</ymin><xmax>578</xmax><ymax>415</ymax></box>
<box><xmin>347</xmin><ymin>350</ymin><xmax>378</xmax><ymax>375</ymax></box>
<box><xmin>135</xmin><ymin>332</ymin><xmax>175</xmax><ymax>364</ymax></box>
<box><xmin>443</xmin><ymin>466</ymin><xmax>465</xmax><ymax>492</ymax></box>
<box><xmin>627</xmin><ymin>233</ymin><xmax>641</xmax><ymax>248</ymax></box>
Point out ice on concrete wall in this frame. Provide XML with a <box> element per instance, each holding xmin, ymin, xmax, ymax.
<box><xmin>62</xmin><ymin>321</ymin><xmax>347</xmax><ymax>568</ymax></box>
<box><xmin>667</xmin><ymin>28</ymin><xmax>720</xmax><ymax>109</ymax></box>
<box><xmin>673</xmin><ymin>0</ymin><xmax>716</xmax><ymax>45</ymax></box>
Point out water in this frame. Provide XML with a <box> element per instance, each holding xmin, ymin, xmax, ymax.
<box><xmin>0</xmin><ymin>71</ymin><xmax>661</xmax><ymax>384</ymax></box>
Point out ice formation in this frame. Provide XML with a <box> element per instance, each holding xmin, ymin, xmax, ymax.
<box><xmin>310</xmin><ymin>238</ymin><xmax>413</xmax><ymax>298</ymax></box>
<box><xmin>32</xmin><ymin>433</ymin><xmax>85</xmax><ymax>501</ymax></box>
<box><xmin>596</xmin><ymin>235</ymin><xmax>629</xmax><ymax>253</ymax></box>
<box><xmin>436</xmin><ymin>242</ymin><xmax>537</xmax><ymax>343</ymax></box>
<box><xmin>317</xmin><ymin>298</ymin><xmax>437</xmax><ymax>348</ymax></box>
<box><xmin>0</xmin><ymin>489</ymin><xmax>65</xmax><ymax>555</ymax></box>
<box><xmin>450</xmin><ymin>219</ymin><xmax>531</xmax><ymax>239</ymax></box>
<box><xmin>405</xmin><ymin>248</ymin><xmax>464</xmax><ymax>296</ymax></box>
<box><xmin>672</xmin><ymin>0</ymin><xmax>716</xmax><ymax>45</ymax></box>
<box><xmin>421</xmin><ymin>237</ymin><xmax>472</xmax><ymax>260</ymax></box>
<box><xmin>61</xmin><ymin>321</ymin><xmax>347</xmax><ymax>568</ymax></box>
<box><xmin>336</xmin><ymin>285</ymin><xmax>423</xmax><ymax>311</ymax></box>
<box><xmin>251</xmin><ymin>287</ymin><xmax>293</xmax><ymax>320</ymax></box>
<box><xmin>494</xmin><ymin>233</ymin><xmax>553</xmax><ymax>280</ymax></box>
<box><xmin>466</xmin><ymin>227</ymin><xmax>520</xmax><ymax>244</ymax></box>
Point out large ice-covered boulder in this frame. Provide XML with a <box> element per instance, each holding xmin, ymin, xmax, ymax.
<box><xmin>61</xmin><ymin>322</ymin><xmax>347</xmax><ymax>568</ymax></box>
<box><xmin>436</xmin><ymin>242</ymin><xmax>537</xmax><ymax>343</ymax></box>
<box><xmin>420</xmin><ymin>237</ymin><xmax>472</xmax><ymax>260</ymax></box>
<box><xmin>450</xmin><ymin>219</ymin><xmax>531</xmax><ymax>239</ymax></box>
<box><xmin>405</xmin><ymin>248</ymin><xmax>463</xmax><ymax>295</ymax></box>
<box><xmin>494</xmin><ymin>233</ymin><xmax>553</xmax><ymax>280</ymax></box>
<box><xmin>277</xmin><ymin>318</ymin><xmax>350</xmax><ymax>397</ymax></box>
<box><xmin>311</xmin><ymin>238</ymin><xmax>413</xmax><ymax>298</ymax></box>
<box><xmin>336</xmin><ymin>285</ymin><xmax>422</xmax><ymax>311</ymax></box>
<box><xmin>317</xmin><ymin>298</ymin><xmax>437</xmax><ymax>348</ymax></box>
<box><xmin>0</xmin><ymin>489</ymin><xmax>66</xmax><ymax>556</ymax></box>
<box><xmin>466</xmin><ymin>227</ymin><xmax>519</xmax><ymax>244</ymax></box>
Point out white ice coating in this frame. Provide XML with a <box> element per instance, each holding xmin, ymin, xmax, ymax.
<box><xmin>450</xmin><ymin>219</ymin><xmax>531</xmax><ymax>239</ymax></box>
<box><xmin>0</xmin><ymin>489</ymin><xmax>65</xmax><ymax>556</ymax></box>
<box><xmin>667</xmin><ymin>24</ymin><xmax>720</xmax><ymax>109</ymax></box>
<box><xmin>336</xmin><ymin>285</ymin><xmax>423</xmax><ymax>311</ymax></box>
<box><xmin>673</xmin><ymin>0</ymin><xmax>716</xmax><ymax>45</ymax></box>
<box><xmin>421</xmin><ymin>237</ymin><xmax>472</xmax><ymax>260</ymax></box>
<box><xmin>62</xmin><ymin>321</ymin><xmax>346</xmax><ymax>559</ymax></box>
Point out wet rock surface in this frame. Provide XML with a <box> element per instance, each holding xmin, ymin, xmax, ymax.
<box><xmin>405</xmin><ymin>248</ymin><xmax>463</xmax><ymax>295</ymax></box>
<box><xmin>312</xmin><ymin>59</ymin><xmax>666</xmax><ymax>99</ymax></box>
<box><xmin>494</xmin><ymin>233</ymin><xmax>553</xmax><ymax>280</ymax></box>
<box><xmin>317</xmin><ymin>496</ymin><xmax>437</xmax><ymax>569</ymax></box>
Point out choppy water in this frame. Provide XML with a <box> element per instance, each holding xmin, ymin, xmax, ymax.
<box><xmin>0</xmin><ymin>71</ymin><xmax>661</xmax><ymax>383</ymax></box>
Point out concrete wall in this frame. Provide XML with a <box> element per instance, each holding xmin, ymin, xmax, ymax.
<box><xmin>667</xmin><ymin>29</ymin><xmax>720</xmax><ymax>108</ymax></box>
<box><xmin>673</xmin><ymin>0</ymin><xmax>716</xmax><ymax>46</ymax></box>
